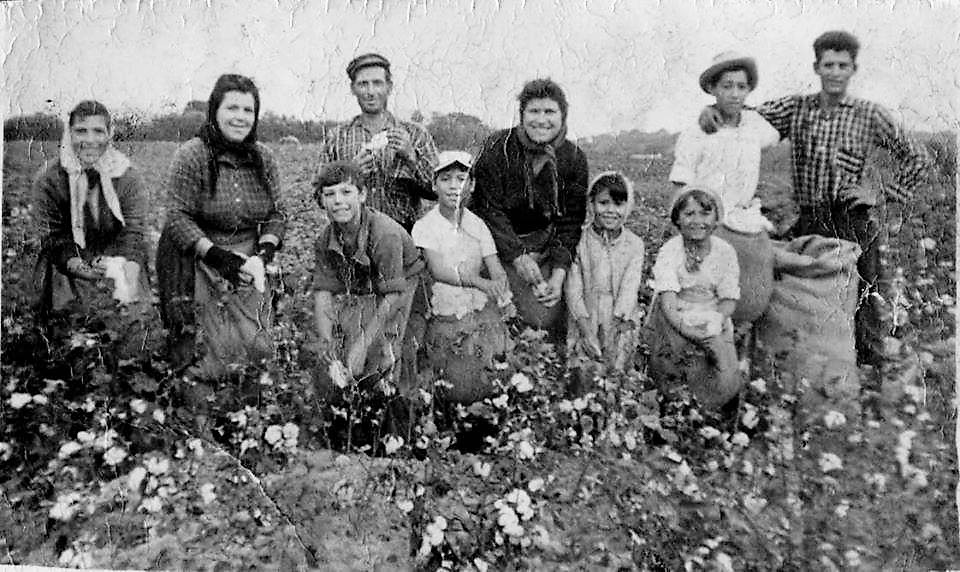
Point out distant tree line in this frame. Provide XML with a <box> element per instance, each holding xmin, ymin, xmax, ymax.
<box><xmin>4</xmin><ymin>106</ymin><xmax>953</xmax><ymax>181</ymax></box>
<box><xmin>2</xmin><ymin>103</ymin><xmax>495</xmax><ymax>155</ymax></box>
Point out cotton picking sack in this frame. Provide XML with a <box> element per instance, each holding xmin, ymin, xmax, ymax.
<box><xmin>714</xmin><ymin>225</ymin><xmax>774</xmax><ymax>324</ymax></box>
<box><xmin>756</xmin><ymin>236</ymin><xmax>861</xmax><ymax>416</ymax></box>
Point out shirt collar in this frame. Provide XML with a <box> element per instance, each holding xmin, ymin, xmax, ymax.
<box><xmin>324</xmin><ymin>207</ymin><xmax>372</xmax><ymax>266</ymax></box>
<box><xmin>813</xmin><ymin>92</ymin><xmax>855</xmax><ymax>108</ymax></box>
<box><xmin>347</xmin><ymin>110</ymin><xmax>399</xmax><ymax>133</ymax></box>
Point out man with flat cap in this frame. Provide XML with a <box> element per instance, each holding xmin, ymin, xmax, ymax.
<box><xmin>318</xmin><ymin>53</ymin><xmax>439</xmax><ymax>231</ymax></box>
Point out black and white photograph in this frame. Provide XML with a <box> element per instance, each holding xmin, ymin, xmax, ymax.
<box><xmin>1</xmin><ymin>0</ymin><xmax>957</xmax><ymax>569</ymax></box>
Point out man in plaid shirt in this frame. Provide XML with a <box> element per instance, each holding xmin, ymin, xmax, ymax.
<box><xmin>701</xmin><ymin>30</ymin><xmax>931</xmax><ymax>368</ymax></box>
<box><xmin>317</xmin><ymin>53</ymin><xmax>439</xmax><ymax>231</ymax></box>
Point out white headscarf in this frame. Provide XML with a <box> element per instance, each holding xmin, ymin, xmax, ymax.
<box><xmin>59</xmin><ymin>117</ymin><xmax>130</xmax><ymax>248</ymax></box>
<box><xmin>584</xmin><ymin>170</ymin><xmax>635</xmax><ymax>227</ymax></box>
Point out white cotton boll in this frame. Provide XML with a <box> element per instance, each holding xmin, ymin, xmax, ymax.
<box><xmin>239</xmin><ymin>255</ymin><xmax>266</xmax><ymax>293</ymax></box>
<box><xmin>364</xmin><ymin>132</ymin><xmax>389</xmax><ymax>152</ymax></box>
<box><xmin>510</xmin><ymin>372</ymin><xmax>533</xmax><ymax>393</ymax></box>
<box><xmin>264</xmin><ymin>425</ymin><xmax>283</xmax><ymax>447</ymax></box>
<box><xmin>97</xmin><ymin>256</ymin><xmax>140</xmax><ymax>303</ymax></box>
<box><xmin>199</xmin><ymin>483</ymin><xmax>217</xmax><ymax>505</ymax></box>
<box><xmin>8</xmin><ymin>393</ymin><xmax>31</xmax><ymax>409</ymax></box>
<box><xmin>128</xmin><ymin>466</ymin><xmax>147</xmax><ymax>492</ymax></box>
<box><xmin>57</xmin><ymin>441</ymin><xmax>83</xmax><ymax>459</ymax></box>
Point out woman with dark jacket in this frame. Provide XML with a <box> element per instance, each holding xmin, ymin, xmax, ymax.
<box><xmin>156</xmin><ymin>74</ymin><xmax>286</xmax><ymax>377</ymax></box>
<box><xmin>470</xmin><ymin>78</ymin><xmax>589</xmax><ymax>338</ymax></box>
<box><xmin>33</xmin><ymin>100</ymin><xmax>149</xmax><ymax>317</ymax></box>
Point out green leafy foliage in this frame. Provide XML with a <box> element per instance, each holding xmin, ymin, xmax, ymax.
<box><xmin>1</xmin><ymin>138</ymin><xmax>956</xmax><ymax>570</ymax></box>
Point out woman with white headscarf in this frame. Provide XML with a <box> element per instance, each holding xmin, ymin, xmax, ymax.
<box><xmin>33</xmin><ymin>100</ymin><xmax>148</xmax><ymax>317</ymax></box>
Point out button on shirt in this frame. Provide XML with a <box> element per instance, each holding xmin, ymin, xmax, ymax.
<box><xmin>412</xmin><ymin>206</ymin><xmax>498</xmax><ymax>318</ymax></box>
<box><xmin>756</xmin><ymin>94</ymin><xmax>930</xmax><ymax>207</ymax></box>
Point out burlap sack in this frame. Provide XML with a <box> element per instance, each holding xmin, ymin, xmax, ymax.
<box><xmin>714</xmin><ymin>225</ymin><xmax>775</xmax><ymax>324</ymax></box>
<box><xmin>756</xmin><ymin>235</ymin><xmax>862</xmax><ymax>416</ymax></box>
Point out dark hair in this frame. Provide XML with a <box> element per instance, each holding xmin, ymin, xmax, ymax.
<box><xmin>518</xmin><ymin>78</ymin><xmax>568</xmax><ymax>121</ymax></box>
<box><xmin>207</xmin><ymin>74</ymin><xmax>261</xmax><ymax>143</ymax></box>
<box><xmin>590</xmin><ymin>174</ymin><xmax>629</xmax><ymax>204</ymax></box>
<box><xmin>313</xmin><ymin>161</ymin><xmax>362</xmax><ymax>203</ymax></box>
<box><xmin>813</xmin><ymin>30</ymin><xmax>860</xmax><ymax>63</ymax></box>
<box><xmin>199</xmin><ymin>74</ymin><xmax>265</xmax><ymax>196</ymax></box>
<box><xmin>670</xmin><ymin>189</ymin><xmax>720</xmax><ymax>226</ymax></box>
<box><xmin>68</xmin><ymin>100</ymin><xmax>111</xmax><ymax>129</ymax></box>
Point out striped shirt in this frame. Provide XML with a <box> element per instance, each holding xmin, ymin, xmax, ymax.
<box><xmin>757</xmin><ymin>94</ymin><xmax>930</xmax><ymax>207</ymax></box>
<box><xmin>164</xmin><ymin>138</ymin><xmax>286</xmax><ymax>251</ymax></box>
<box><xmin>317</xmin><ymin>112</ymin><xmax>438</xmax><ymax>227</ymax></box>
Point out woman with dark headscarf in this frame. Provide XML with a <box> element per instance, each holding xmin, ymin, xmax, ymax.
<box><xmin>470</xmin><ymin>78</ymin><xmax>589</xmax><ymax>339</ymax></box>
<box><xmin>33</xmin><ymin>100</ymin><xmax>149</xmax><ymax>317</ymax></box>
<box><xmin>156</xmin><ymin>74</ymin><xmax>286</xmax><ymax>377</ymax></box>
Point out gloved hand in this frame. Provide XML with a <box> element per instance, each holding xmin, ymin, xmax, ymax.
<box><xmin>203</xmin><ymin>246</ymin><xmax>246</xmax><ymax>285</ymax></box>
<box><xmin>256</xmin><ymin>242</ymin><xmax>278</xmax><ymax>264</ymax></box>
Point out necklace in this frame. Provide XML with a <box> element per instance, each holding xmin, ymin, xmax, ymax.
<box><xmin>683</xmin><ymin>241</ymin><xmax>709</xmax><ymax>273</ymax></box>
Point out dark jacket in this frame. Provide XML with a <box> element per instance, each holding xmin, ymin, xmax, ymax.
<box><xmin>33</xmin><ymin>160</ymin><xmax>148</xmax><ymax>270</ymax></box>
<box><xmin>469</xmin><ymin>127</ymin><xmax>589</xmax><ymax>269</ymax></box>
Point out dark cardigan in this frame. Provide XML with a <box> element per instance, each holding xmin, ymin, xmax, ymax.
<box><xmin>469</xmin><ymin>127</ymin><xmax>589</xmax><ymax>269</ymax></box>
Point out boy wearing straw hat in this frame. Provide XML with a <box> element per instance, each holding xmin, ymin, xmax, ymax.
<box><xmin>670</xmin><ymin>50</ymin><xmax>780</xmax><ymax>235</ymax></box>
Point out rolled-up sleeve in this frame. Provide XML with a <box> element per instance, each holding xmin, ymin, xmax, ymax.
<box><xmin>871</xmin><ymin>105</ymin><xmax>931</xmax><ymax>202</ymax></box>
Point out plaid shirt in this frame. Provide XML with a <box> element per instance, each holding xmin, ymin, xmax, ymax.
<box><xmin>317</xmin><ymin>112</ymin><xmax>438</xmax><ymax>226</ymax></box>
<box><xmin>164</xmin><ymin>138</ymin><xmax>286</xmax><ymax>251</ymax></box>
<box><xmin>757</xmin><ymin>94</ymin><xmax>930</xmax><ymax>207</ymax></box>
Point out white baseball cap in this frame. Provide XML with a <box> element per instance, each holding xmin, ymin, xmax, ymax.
<box><xmin>434</xmin><ymin>150</ymin><xmax>473</xmax><ymax>174</ymax></box>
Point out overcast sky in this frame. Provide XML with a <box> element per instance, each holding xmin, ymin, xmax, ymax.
<box><xmin>3</xmin><ymin>0</ymin><xmax>958</xmax><ymax>137</ymax></box>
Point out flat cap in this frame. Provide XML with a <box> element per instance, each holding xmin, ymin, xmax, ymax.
<box><xmin>346</xmin><ymin>53</ymin><xmax>391</xmax><ymax>80</ymax></box>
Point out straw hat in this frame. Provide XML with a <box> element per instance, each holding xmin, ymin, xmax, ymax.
<box><xmin>699</xmin><ymin>51</ymin><xmax>758</xmax><ymax>94</ymax></box>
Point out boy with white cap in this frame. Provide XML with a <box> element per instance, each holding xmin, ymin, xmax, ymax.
<box><xmin>412</xmin><ymin>151</ymin><xmax>513</xmax><ymax>402</ymax></box>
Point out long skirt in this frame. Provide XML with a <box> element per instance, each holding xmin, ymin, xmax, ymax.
<box><xmin>423</xmin><ymin>302</ymin><xmax>514</xmax><ymax>403</ymax></box>
<box><xmin>644</xmin><ymin>296</ymin><xmax>743</xmax><ymax>409</ymax></box>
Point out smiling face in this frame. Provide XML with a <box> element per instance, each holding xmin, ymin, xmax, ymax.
<box><xmin>70</xmin><ymin>115</ymin><xmax>111</xmax><ymax>167</ymax></box>
<box><xmin>592</xmin><ymin>188</ymin><xmax>629</xmax><ymax>232</ymax></box>
<box><xmin>521</xmin><ymin>97</ymin><xmax>562</xmax><ymax>143</ymax></box>
<box><xmin>814</xmin><ymin>49</ymin><xmax>857</xmax><ymax>98</ymax></box>
<box><xmin>350</xmin><ymin>66</ymin><xmax>392</xmax><ymax>115</ymax></box>
<box><xmin>675</xmin><ymin>196</ymin><xmax>719</xmax><ymax>243</ymax></box>
<box><xmin>709</xmin><ymin>69</ymin><xmax>751</xmax><ymax>119</ymax></box>
<box><xmin>320</xmin><ymin>182</ymin><xmax>365</xmax><ymax>225</ymax></box>
<box><xmin>216</xmin><ymin>90</ymin><xmax>256</xmax><ymax>143</ymax></box>
<box><xmin>435</xmin><ymin>166</ymin><xmax>469</xmax><ymax>213</ymax></box>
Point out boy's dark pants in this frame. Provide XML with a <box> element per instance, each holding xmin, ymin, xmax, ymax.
<box><xmin>793</xmin><ymin>202</ymin><xmax>884</xmax><ymax>367</ymax></box>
